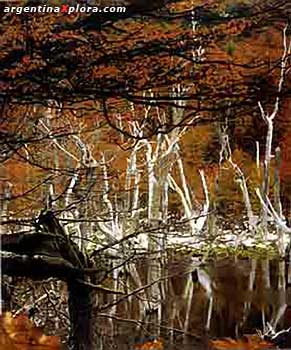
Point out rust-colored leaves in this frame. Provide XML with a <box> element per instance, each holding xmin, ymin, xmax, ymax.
<box><xmin>134</xmin><ymin>338</ymin><xmax>164</xmax><ymax>350</ymax></box>
<box><xmin>210</xmin><ymin>335</ymin><xmax>273</xmax><ymax>350</ymax></box>
<box><xmin>0</xmin><ymin>312</ymin><xmax>61</xmax><ymax>350</ymax></box>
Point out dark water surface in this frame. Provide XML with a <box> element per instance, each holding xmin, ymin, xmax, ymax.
<box><xmin>5</xmin><ymin>256</ymin><xmax>291</xmax><ymax>350</ymax></box>
<box><xmin>98</xmin><ymin>257</ymin><xmax>291</xmax><ymax>350</ymax></box>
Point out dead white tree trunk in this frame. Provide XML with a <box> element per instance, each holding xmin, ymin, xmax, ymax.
<box><xmin>219</xmin><ymin>124</ymin><xmax>257</xmax><ymax>233</ymax></box>
<box><xmin>258</xmin><ymin>25</ymin><xmax>291</xmax><ymax>237</ymax></box>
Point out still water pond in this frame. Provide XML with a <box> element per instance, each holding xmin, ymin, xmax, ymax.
<box><xmin>6</xmin><ymin>256</ymin><xmax>291</xmax><ymax>349</ymax></box>
<box><xmin>98</xmin><ymin>257</ymin><xmax>291</xmax><ymax>350</ymax></box>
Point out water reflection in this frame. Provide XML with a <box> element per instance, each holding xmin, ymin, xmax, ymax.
<box><xmin>98</xmin><ymin>257</ymin><xmax>291</xmax><ymax>349</ymax></box>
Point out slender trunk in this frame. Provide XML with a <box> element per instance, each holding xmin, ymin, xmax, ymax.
<box><xmin>274</xmin><ymin>147</ymin><xmax>285</xmax><ymax>255</ymax></box>
<box><xmin>261</xmin><ymin>113</ymin><xmax>274</xmax><ymax>235</ymax></box>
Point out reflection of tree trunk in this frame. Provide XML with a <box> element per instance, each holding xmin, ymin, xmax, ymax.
<box><xmin>270</xmin><ymin>260</ymin><xmax>286</xmax><ymax>330</ymax></box>
<box><xmin>261</xmin><ymin>259</ymin><xmax>271</xmax><ymax>289</ymax></box>
<box><xmin>183</xmin><ymin>275</ymin><xmax>193</xmax><ymax>339</ymax></box>
<box><xmin>261</xmin><ymin>259</ymin><xmax>271</xmax><ymax>332</ymax></box>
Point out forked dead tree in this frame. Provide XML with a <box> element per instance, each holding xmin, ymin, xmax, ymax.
<box><xmin>1</xmin><ymin>210</ymin><xmax>105</xmax><ymax>350</ymax></box>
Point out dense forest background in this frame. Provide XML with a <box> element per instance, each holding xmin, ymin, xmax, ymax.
<box><xmin>1</xmin><ymin>0</ymin><xmax>291</xmax><ymax>349</ymax></box>
<box><xmin>1</xmin><ymin>0</ymin><xmax>291</xmax><ymax>223</ymax></box>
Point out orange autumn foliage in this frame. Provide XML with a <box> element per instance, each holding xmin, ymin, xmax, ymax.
<box><xmin>134</xmin><ymin>338</ymin><xmax>163</xmax><ymax>350</ymax></box>
<box><xmin>210</xmin><ymin>335</ymin><xmax>273</xmax><ymax>350</ymax></box>
<box><xmin>1</xmin><ymin>0</ymin><xmax>290</xmax><ymax>220</ymax></box>
<box><xmin>0</xmin><ymin>312</ymin><xmax>61</xmax><ymax>350</ymax></box>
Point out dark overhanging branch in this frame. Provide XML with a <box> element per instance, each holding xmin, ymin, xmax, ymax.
<box><xmin>1</xmin><ymin>251</ymin><xmax>83</xmax><ymax>281</ymax></box>
<box><xmin>1</xmin><ymin>210</ymin><xmax>89</xmax><ymax>271</ymax></box>
<box><xmin>0</xmin><ymin>210</ymin><xmax>127</xmax><ymax>296</ymax></box>
<box><xmin>1</xmin><ymin>249</ymin><xmax>124</xmax><ymax>294</ymax></box>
